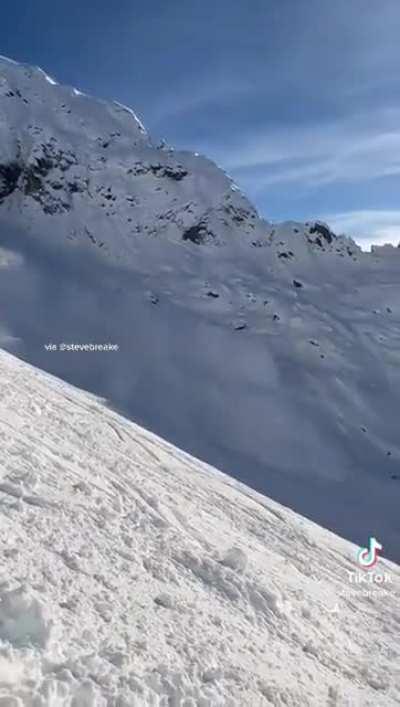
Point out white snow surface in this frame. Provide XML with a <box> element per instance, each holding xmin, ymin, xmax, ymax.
<box><xmin>0</xmin><ymin>56</ymin><xmax>400</xmax><ymax>565</ymax></box>
<box><xmin>0</xmin><ymin>348</ymin><xmax>399</xmax><ymax>706</ymax></box>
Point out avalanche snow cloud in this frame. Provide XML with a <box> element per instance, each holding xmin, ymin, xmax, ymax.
<box><xmin>0</xmin><ymin>349</ymin><xmax>399</xmax><ymax>705</ymax></box>
<box><xmin>0</xmin><ymin>56</ymin><xmax>399</xmax><ymax>562</ymax></box>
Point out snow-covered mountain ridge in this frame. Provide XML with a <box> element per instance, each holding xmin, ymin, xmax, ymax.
<box><xmin>0</xmin><ymin>55</ymin><xmax>362</xmax><ymax>259</ymax></box>
<box><xmin>0</xmin><ymin>348</ymin><xmax>399</xmax><ymax>706</ymax></box>
<box><xmin>0</xmin><ymin>55</ymin><xmax>399</xmax><ymax>564</ymax></box>
<box><xmin>0</xmin><ymin>55</ymin><xmax>257</xmax><ymax>255</ymax></box>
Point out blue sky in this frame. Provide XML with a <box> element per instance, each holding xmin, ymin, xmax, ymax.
<box><xmin>1</xmin><ymin>0</ymin><xmax>400</xmax><ymax>247</ymax></box>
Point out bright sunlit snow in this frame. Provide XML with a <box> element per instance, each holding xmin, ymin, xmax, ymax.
<box><xmin>0</xmin><ymin>349</ymin><xmax>398</xmax><ymax>705</ymax></box>
<box><xmin>0</xmin><ymin>56</ymin><xmax>399</xmax><ymax>570</ymax></box>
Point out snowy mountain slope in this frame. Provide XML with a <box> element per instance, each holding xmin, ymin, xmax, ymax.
<box><xmin>0</xmin><ymin>55</ymin><xmax>362</xmax><ymax>262</ymax></box>
<box><xmin>0</xmin><ymin>56</ymin><xmax>400</xmax><ymax>564</ymax></box>
<box><xmin>0</xmin><ymin>56</ymin><xmax>264</xmax><ymax>258</ymax></box>
<box><xmin>0</xmin><ymin>348</ymin><xmax>399</xmax><ymax>706</ymax></box>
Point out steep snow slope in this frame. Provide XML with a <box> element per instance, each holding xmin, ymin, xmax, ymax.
<box><xmin>0</xmin><ymin>56</ymin><xmax>400</xmax><ymax>563</ymax></box>
<box><xmin>0</xmin><ymin>56</ymin><xmax>263</xmax><ymax>256</ymax></box>
<box><xmin>0</xmin><ymin>349</ymin><xmax>399</xmax><ymax>706</ymax></box>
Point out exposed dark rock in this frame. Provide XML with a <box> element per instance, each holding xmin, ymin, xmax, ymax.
<box><xmin>293</xmin><ymin>280</ymin><xmax>303</xmax><ymax>288</ymax></box>
<box><xmin>85</xmin><ymin>227</ymin><xmax>97</xmax><ymax>245</ymax></box>
<box><xmin>67</xmin><ymin>181</ymin><xmax>84</xmax><ymax>194</ymax></box>
<box><xmin>161</xmin><ymin>165</ymin><xmax>188</xmax><ymax>181</ymax></box>
<box><xmin>34</xmin><ymin>155</ymin><xmax>53</xmax><ymax>176</ymax></box>
<box><xmin>223</xmin><ymin>203</ymin><xmax>253</xmax><ymax>224</ymax></box>
<box><xmin>23</xmin><ymin>169</ymin><xmax>44</xmax><ymax>196</ymax></box>
<box><xmin>0</xmin><ymin>162</ymin><xmax>22</xmax><ymax>200</ymax></box>
<box><xmin>129</xmin><ymin>162</ymin><xmax>188</xmax><ymax>181</ymax></box>
<box><xmin>1</xmin><ymin>143</ymin><xmax>79</xmax><ymax>213</ymax></box>
<box><xmin>309</xmin><ymin>222</ymin><xmax>336</xmax><ymax>244</ymax></box>
<box><xmin>42</xmin><ymin>201</ymin><xmax>71</xmax><ymax>215</ymax></box>
<box><xmin>207</xmin><ymin>291</ymin><xmax>220</xmax><ymax>299</ymax></box>
<box><xmin>182</xmin><ymin>223</ymin><xmax>209</xmax><ymax>244</ymax></box>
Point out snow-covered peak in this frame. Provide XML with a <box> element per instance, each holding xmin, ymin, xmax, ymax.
<box><xmin>0</xmin><ymin>55</ymin><xmax>363</xmax><ymax>266</ymax></box>
<box><xmin>0</xmin><ymin>54</ymin><xmax>149</xmax><ymax>144</ymax></box>
<box><xmin>0</xmin><ymin>349</ymin><xmax>398</xmax><ymax>705</ymax></box>
<box><xmin>0</xmin><ymin>55</ymin><xmax>267</xmax><ymax>261</ymax></box>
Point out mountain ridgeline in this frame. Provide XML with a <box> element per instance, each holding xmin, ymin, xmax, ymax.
<box><xmin>0</xmin><ymin>55</ymin><xmax>399</xmax><ymax>561</ymax></box>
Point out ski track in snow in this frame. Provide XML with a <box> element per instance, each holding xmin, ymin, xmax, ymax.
<box><xmin>0</xmin><ymin>350</ymin><xmax>398</xmax><ymax>706</ymax></box>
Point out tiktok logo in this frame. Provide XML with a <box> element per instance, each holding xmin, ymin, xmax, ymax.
<box><xmin>357</xmin><ymin>537</ymin><xmax>383</xmax><ymax>569</ymax></box>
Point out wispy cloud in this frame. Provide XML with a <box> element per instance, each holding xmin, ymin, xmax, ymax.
<box><xmin>149</xmin><ymin>75</ymin><xmax>253</xmax><ymax>125</ymax></box>
<box><xmin>210</xmin><ymin>108</ymin><xmax>400</xmax><ymax>192</ymax></box>
<box><xmin>325</xmin><ymin>210</ymin><xmax>400</xmax><ymax>250</ymax></box>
